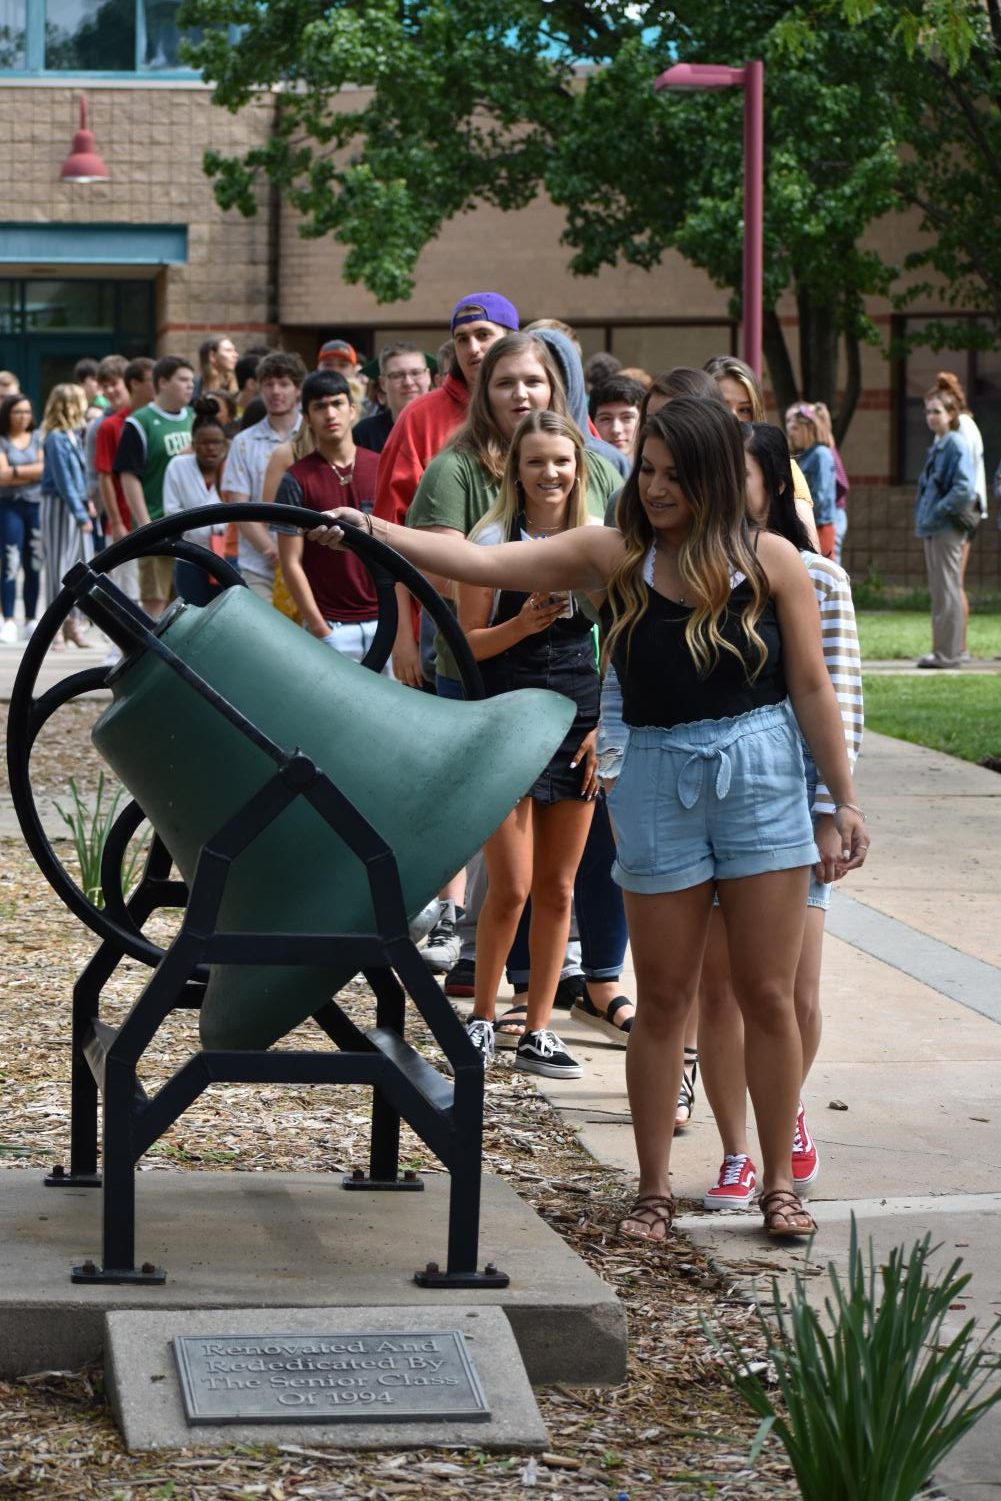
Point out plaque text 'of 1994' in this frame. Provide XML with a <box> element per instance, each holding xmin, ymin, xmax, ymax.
<box><xmin>173</xmin><ymin>1331</ymin><xmax>490</xmax><ymax>1425</ymax></box>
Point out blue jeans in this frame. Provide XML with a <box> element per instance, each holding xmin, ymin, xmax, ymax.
<box><xmin>834</xmin><ymin>506</ymin><xmax>848</xmax><ymax>565</ymax></box>
<box><xmin>0</xmin><ymin>495</ymin><xmax>41</xmax><ymax>621</ymax></box>
<box><xmin>506</xmin><ymin>791</ymin><xmax>628</xmax><ymax>985</ymax></box>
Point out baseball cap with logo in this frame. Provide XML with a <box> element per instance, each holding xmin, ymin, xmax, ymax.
<box><xmin>450</xmin><ymin>293</ymin><xmax>519</xmax><ymax>336</ymax></box>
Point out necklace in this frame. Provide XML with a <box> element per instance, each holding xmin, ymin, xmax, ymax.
<box><xmin>329</xmin><ymin>455</ymin><xmax>355</xmax><ymax>487</ymax></box>
<box><xmin>522</xmin><ymin>510</ymin><xmax>564</xmax><ymax>537</ymax></box>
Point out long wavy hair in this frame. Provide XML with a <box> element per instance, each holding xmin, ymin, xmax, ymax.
<box><xmin>743</xmin><ymin>422</ymin><xmax>814</xmax><ymax>552</ymax></box>
<box><xmin>471</xmin><ymin>410</ymin><xmax>589</xmax><ymax>542</ymax></box>
<box><xmin>41</xmin><ymin>383</ymin><xmax>88</xmax><ymax>435</ymax></box>
<box><xmin>704</xmin><ymin>354</ymin><xmax>765</xmax><ymax>421</ymax></box>
<box><xmin>606</xmin><ymin>397</ymin><xmax>770</xmax><ymax>679</ymax></box>
<box><xmin>451</xmin><ymin>333</ymin><xmax>570</xmax><ymax>480</ymax></box>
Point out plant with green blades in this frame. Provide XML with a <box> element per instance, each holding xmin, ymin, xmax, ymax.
<box><xmin>53</xmin><ymin>773</ymin><xmax>151</xmax><ymax>910</ymax></box>
<box><xmin>706</xmin><ymin>1217</ymin><xmax>1001</xmax><ymax>1500</ymax></box>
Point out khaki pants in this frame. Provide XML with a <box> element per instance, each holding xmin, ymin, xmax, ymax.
<box><xmin>923</xmin><ymin>527</ymin><xmax>964</xmax><ymax>665</ymax></box>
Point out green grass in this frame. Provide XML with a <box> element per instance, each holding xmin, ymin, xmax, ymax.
<box><xmin>862</xmin><ymin>675</ymin><xmax>1001</xmax><ymax>764</ymax></box>
<box><xmin>857</xmin><ymin>610</ymin><xmax>1001</xmax><ymax>661</ymax></box>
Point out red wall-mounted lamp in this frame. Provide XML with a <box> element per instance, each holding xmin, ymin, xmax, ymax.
<box><xmin>59</xmin><ymin>93</ymin><xmax>110</xmax><ymax>184</ymax></box>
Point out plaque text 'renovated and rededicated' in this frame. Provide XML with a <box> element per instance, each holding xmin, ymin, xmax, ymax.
<box><xmin>173</xmin><ymin>1330</ymin><xmax>491</xmax><ymax>1425</ymax></box>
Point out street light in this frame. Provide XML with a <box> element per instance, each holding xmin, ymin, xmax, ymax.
<box><xmin>59</xmin><ymin>93</ymin><xmax>110</xmax><ymax>184</ymax></box>
<box><xmin>654</xmin><ymin>60</ymin><xmax>764</xmax><ymax>379</ymax></box>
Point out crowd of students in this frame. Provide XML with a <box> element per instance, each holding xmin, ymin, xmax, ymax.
<box><xmin>1</xmin><ymin>300</ymin><xmax>878</xmax><ymax>1243</ymax></box>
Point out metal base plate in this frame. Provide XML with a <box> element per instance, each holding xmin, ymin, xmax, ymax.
<box><xmin>46</xmin><ymin>1169</ymin><xmax>101</xmax><ymax>1188</ymax></box>
<box><xmin>341</xmin><ymin>1174</ymin><xmax>424</xmax><ymax>1191</ymax></box>
<box><xmin>71</xmin><ymin>1263</ymin><xmax>167</xmax><ymax>1285</ymax></box>
<box><xmin>413</xmin><ymin>1267</ymin><xmax>510</xmax><ymax>1290</ymax></box>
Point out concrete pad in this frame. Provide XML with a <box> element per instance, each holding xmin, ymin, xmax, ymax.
<box><xmin>0</xmin><ymin>1168</ymin><xmax>626</xmax><ymax>1385</ymax></box>
<box><xmin>105</xmin><ymin>1304</ymin><xmax>549</xmax><ymax>1453</ymax></box>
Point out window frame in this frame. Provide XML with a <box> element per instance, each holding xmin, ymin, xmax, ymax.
<box><xmin>2</xmin><ymin>0</ymin><xmax>207</xmax><ymax>78</ymax></box>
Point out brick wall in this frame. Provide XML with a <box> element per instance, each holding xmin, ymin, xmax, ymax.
<box><xmin>842</xmin><ymin>485</ymin><xmax>1001</xmax><ymax>592</ymax></box>
<box><xmin>3</xmin><ymin>83</ymin><xmax>276</xmax><ymax>355</ymax></box>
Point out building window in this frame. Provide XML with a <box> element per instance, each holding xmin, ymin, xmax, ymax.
<box><xmin>898</xmin><ymin>316</ymin><xmax>1001</xmax><ymax>483</ymax></box>
<box><xmin>0</xmin><ymin>0</ymin><xmax>200</xmax><ymax>73</ymax></box>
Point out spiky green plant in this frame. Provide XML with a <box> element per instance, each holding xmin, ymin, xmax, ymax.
<box><xmin>707</xmin><ymin>1217</ymin><xmax>1001</xmax><ymax>1501</ymax></box>
<box><xmin>53</xmin><ymin>773</ymin><xmax>150</xmax><ymax>909</ymax></box>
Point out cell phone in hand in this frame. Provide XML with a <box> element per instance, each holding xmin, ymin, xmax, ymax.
<box><xmin>545</xmin><ymin>591</ymin><xmax>575</xmax><ymax>619</ymax></box>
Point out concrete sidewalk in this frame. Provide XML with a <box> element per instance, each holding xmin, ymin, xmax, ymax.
<box><xmin>3</xmin><ymin>638</ymin><xmax>1001</xmax><ymax>1494</ymax></box>
<box><xmin>538</xmin><ymin>729</ymin><xmax>1001</xmax><ymax>1501</ymax></box>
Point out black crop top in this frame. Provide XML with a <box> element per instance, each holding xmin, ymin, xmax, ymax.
<box><xmin>607</xmin><ymin>579</ymin><xmax>787</xmax><ymax>729</ymax></box>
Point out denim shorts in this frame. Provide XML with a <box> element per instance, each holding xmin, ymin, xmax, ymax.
<box><xmin>608</xmin><ymin>700</ymin><xmax>819</xmax><ymax>894</ymax></box>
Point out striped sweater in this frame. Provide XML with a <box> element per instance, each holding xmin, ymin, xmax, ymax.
<box><xmin>801</xmin><ymin>551</ymin><xmax>863</xmax><ymax>814</ymax></box>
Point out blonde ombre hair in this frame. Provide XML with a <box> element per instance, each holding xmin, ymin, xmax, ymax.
<box><xmin>470</xmin><ymin>410</ymin><xmax>588</xmax><ymax>542</ymax></box>
<box><xmin>41</xmin><ymin>383</ymin><xmax>88</xmax><ymax>435</ymax></box>
<box><xmin>703</xmin><ymin>354</ymin><xmax>766</xmax><ymax>422</ymax></box>
<box><xmin>605</xmin><ymin>398</ymin><xmax>770</xmax><ymax>679</ymax></box>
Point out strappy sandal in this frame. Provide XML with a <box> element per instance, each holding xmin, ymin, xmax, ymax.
<box><xmin>760</xmin><ymin>1188</ymin><xmax>817</xmax><ymax>1238</ymax></box>
<box><xmin>674</xmin><ymin>1046</ymin><xmax>698</xmax><ymax>1131</ymax></box>
<box><xmin>570</xmin><ymin>984</ymin><xmax>634</xmax><ymax>1046</ymax></box>
<box><xmin>493</xmin><ymin>1002</ymin><xmax>529</xmax><ymax>1050</ymax></box>
<box><xmin>618</xmin><ymin>1192</ymin><xmax>675</xmax><ymax>1244</ymax></box>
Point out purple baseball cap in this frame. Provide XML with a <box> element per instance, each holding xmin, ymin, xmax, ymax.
<box><xmin>450</xmin><ymin>292</ymin><xmax>519</xmax><ymax>335</ymax></box>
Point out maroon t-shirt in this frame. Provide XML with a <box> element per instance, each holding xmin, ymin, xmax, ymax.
<box><xmin>276</xmin><ymin>447</ymin><xmax>381</xmax><ymax>622</ymax></box>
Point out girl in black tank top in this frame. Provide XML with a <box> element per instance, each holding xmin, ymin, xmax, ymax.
<box><xmin>312</xmin><ymin>397</ymin><xmax>869</xmax><ymax>1243</ymax></box>
<box><xmin>454</xmin><ymin>412</ymin><xmax>604</xmax><ymax>1079</ymax></box>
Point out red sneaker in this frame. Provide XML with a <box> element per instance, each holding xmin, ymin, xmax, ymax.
<box><xmin>792</xmin><ymin>1102</ymin><xmax>820</xmax><ymax>1186</ymax></box>
<box><xmin>703</xmin><ymin>1154</ymin><xmax>757</xmax><ymax>1211</ymax></box>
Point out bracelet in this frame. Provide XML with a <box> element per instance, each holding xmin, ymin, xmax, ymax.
<box><xmin>835</xmin><ymin>801</ymin><xmax>866</xmax><ymax>822</ymax></box>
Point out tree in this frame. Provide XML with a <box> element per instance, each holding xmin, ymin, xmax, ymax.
<box><xmin>178</xmin><ymin>1</ymin><xmax>935</xmax><ymax>437</ymax></box>
<box><xmin>888</xmin><ymin>1</ymin><xmax>1001</xmax><ymax>350</ymax></box>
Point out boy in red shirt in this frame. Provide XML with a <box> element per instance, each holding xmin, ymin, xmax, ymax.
<box><xmin>275</xmin><ymin>371</ymin><xmax>384</xmax><ymax>668</ymax></box>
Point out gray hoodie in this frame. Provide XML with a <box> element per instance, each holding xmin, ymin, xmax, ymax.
<box><xmin>532</xmin><ymin>328</ymin><xmax>631</xmax><ymax>480</ymax></box>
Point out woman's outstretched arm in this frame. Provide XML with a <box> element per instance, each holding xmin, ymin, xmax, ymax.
<box><xmin>307</xmin><ymin>506</ymin><xmax>622</xmax><ymax>595</ymax></box>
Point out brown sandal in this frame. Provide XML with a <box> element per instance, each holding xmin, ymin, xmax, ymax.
<box><xmin>618</xmin><ymin>1193</ymin><xmax>675</xmax><ymax>1244</ymax></box>
<box><xmin>760</xmin><ymin>1188</ymin><xmax>817</xmax><ymax>1238</ymax></box>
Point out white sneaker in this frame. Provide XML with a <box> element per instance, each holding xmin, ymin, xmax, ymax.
<box><xmin>22</xmin><ymin>620</ymin><xmax>36</xmax><ymax>640</ymax></box>
<box><xmin>422</xmin><ymin>901</ymin><xmax>463</xmax><ymax>973</ymax></box>
<box><xmin>464</xmin><ymin>1017</ymin><xmax>495</xmax><ymax>1066</ymax></box>
<box><xmin>0</xmin><ymin>618</ymin><xmax>19</xmax><ymax>644</ymax></box>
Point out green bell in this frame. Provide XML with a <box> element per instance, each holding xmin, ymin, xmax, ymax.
<box><xmin>91</xmin><ymin>588</ymin><xmax>573</xmax><ymax>1052</ymax></box>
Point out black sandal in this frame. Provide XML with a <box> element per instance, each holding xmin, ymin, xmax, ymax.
<box><xmin>570</xmin><ymin>983</ymin><xmax>634</xmax><ymax>1046</ymax></box>
<box><xmin>674</xmin><ymin>1046</ymin><xmax>698</xmax><ymax>1131</ymax></box>
<box><xmin>493</xmin><ymin>1002</ymin><xmax>529</xmax><ymax>1050</ymax></box>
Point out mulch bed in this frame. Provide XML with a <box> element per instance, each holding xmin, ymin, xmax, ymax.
<box><xmin>0</xmin><ymin>701</ymin><xmax>798</xmax><ymax>1500</ymax></box>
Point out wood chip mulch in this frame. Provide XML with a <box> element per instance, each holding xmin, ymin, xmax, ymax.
<box><xmin>0</xmin><ymin>700</ymin><xmax>798</xmax><ymax>1500</ymax></box>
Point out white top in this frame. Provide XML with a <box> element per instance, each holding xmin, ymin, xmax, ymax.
<box><xmin>162</xmin><ymin>452</ymin><xmax>226</xmax><ymax>548</ymax></box>
<box><xmin>222</xmin><ymin>412</ymin><xmax>301</xmax><ymax>579</ymax></box>
<box><xmin>957</xmin><ymin>412</ymin><xmax>987</xmax><ymax>516</ymax></box>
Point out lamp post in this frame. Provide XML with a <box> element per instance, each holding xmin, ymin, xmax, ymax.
<box><xmin>59</xmin><ymin>93</ymin><xmax>110</xmax><ymax>184</ymax></box>
<box><xmin>654</xmin><ymin>61</ymin><xmax>764</xmax><ymax>379</ymax></box>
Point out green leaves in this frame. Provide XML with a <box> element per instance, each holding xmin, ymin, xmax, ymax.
<box><xmin>706</xmin><ymin>1216</ymin><xmax>1001</xmax><ymax>1501</ymax></box>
